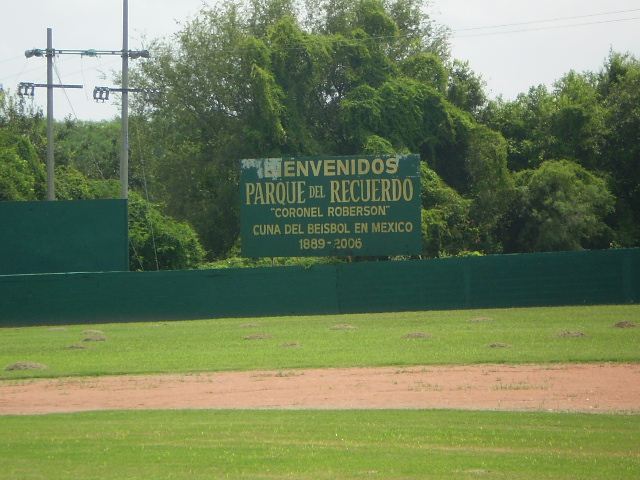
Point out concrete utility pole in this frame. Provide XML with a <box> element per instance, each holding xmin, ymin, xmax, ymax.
<box><xmin>91</xmin><ymin>0</ymin><xmax>152</xmax><ymax>199</ymax></box>
<box><xmin>21</xmin><ymin>28</ymin><xmax>83</xmax><ymax>201</ymax></box>
<box><xmin>21</xmin><ymin>0</ymin><xmax>150</xmax><ymax>201</ymax></box>
<box><xmin>121</xmin><ymin>0</ymin><xmax>129</xmax><ymax>200</ymax></box>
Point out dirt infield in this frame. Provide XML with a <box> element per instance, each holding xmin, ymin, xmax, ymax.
<box><xmin>1</xmin><ymin>363</ymin><xmax>639</xmax><ymax>415</ymax></box>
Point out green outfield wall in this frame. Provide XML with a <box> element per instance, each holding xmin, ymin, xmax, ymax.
<box><xmin>0</xmin><ymin>199</ymin><xmax>128</xmax><ymax>275</ymax></box>
<box><xmin>0</xmin><ymin>248</ymin><xmax>638</xmax><ymax>327</ymax></box>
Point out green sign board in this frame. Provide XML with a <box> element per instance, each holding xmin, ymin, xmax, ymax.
<box><xmin>240</xmin><ymin>155</ymin><xmax>421</xmax><ymax>257</ymax></box>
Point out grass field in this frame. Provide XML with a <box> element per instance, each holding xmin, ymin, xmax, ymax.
<box><xmin>2</xmin><ymin>409</ymin><xmax>639</xmax><ymax>479</ymax></box>
<box><xmin>1</xmin><ymin>305</ymin><xmax>639</xmax><ymax>379</ymax></box>
<box><xmin>1</xmin><ymin>304</ymin><xmax>639</xmax><ymax>479</ymax></box>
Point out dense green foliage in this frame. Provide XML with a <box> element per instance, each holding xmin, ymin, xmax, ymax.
<box><xmin>0</xmin><ymin>129</ymin><xmax>45</xmax><ymax>201</ymax></box>
<box><xmin>1</xmin><ymin>0</ymin><xmax>639</xmax><ymax>267</ymax></box>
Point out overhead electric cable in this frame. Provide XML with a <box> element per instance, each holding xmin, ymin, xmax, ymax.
<box><xmin>53</xmin><ymin>60</ymin><xmax>79</xmax><ymax>119</ymax></box>
<box><xmin>454</xmin><ymin>8</ymin><xmax>640</xmax><ymax>32</ymax></box>
<box><xmin>455</xmin><ymin>15</ymin><xmax>640</xmax><ymax>38</ymax></box>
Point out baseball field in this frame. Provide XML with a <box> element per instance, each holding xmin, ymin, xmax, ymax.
<box><xmin>1</xmin><ymin>304</ymin><xmax>639</xmax><ymax>479</ymax></box>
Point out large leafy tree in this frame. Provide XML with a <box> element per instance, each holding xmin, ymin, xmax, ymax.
<box><xmin>0</xmin><ymin>90</ymin><xmax>46</xmax><ymax>159</ymax></box>
<box><xmin>53</xmin><ymin>120</ymin><xmax>121</xmax><ymax>182</ymax></box>
<box><xmin>420</xmin><ymin>163</ymin><xmax>478</xmax><ymax>257</ymax></box>
<box><xmin>503</xmin><ymin>160</ymin><xmax>614</xmax><ymax>253</ymax></box>
<box><xmin>481</xmin><ymin>52</ymin><xmax>640</xmax><ymax>248</ymax></box>
<box><xmin>599</xmin><ymin>52</ymin><xmax>640</xmax><ymax>245</ymax></box>
<box><xmin>133</xmin><ymin>0</ymin><xmax>457</xmax><ymax>258</ymax></box>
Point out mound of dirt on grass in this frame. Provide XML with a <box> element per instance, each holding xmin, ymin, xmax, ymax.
<box><xmin>403</xmin><ymin>332</ymin><xmax>436</xmax><ymax>338</ymax></box>
<box><xmin>331</xmin><ymin>324</ymin><xmax>357</xmax><ymax>330</ymax></box>
<box><xmin>613</xmin><ymin>321</ymin><xmax>637</xmax><ymax>328</ymax></box>
<box><xmin>279</xmin><ymin>342</ymin><xmax>301</xmax><ymax>347</ymax></box>
<box><xmin>554</xmin><ymin>331</ymin><xmax>588</xmax><ymax>338</ymax></box>
<box><xmin>84</xmin><ymin>335</ymin><xmax>107</xmax><ymax>342</ymax></box>
<box><xmin>5</xmin><ymin>362</ymin><xmax>49</xmax><ymax>371</ymax></box>
<box><xmin>244</xmin><ymin>334</ymin><xmax>273</xmax><ymax>340</ymax></box>
<box><xmin>487</xmin><ymin>343</ymin><xmax>511</xmax><ymax>348</ymax></box>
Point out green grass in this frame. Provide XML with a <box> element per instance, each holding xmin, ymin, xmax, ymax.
<box><xmin>1</xmin><ymin>305</ymin><xmax>639</xmax><ymax>379</ymax></box>
<box><xmin>2</xmin><ymin>409</ymin><xmax>639</xmax><ymax>479</ymax></box>
<box><xmin>2</xmin><ymin>305</ymin><xmax>639</xmax><ymax>479</ymax></box>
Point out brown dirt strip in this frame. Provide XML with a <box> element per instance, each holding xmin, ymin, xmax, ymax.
<box><xmin>1</xmin><ymin>363</ymin><xmax>639</xmax><ymax>415</ymax></box>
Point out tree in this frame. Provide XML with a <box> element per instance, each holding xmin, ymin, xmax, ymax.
<box><xmin>0</xmin><ymin>90</ymin><xmax>46</xmax><ymax>158</ymax></box>
<box><xmin>599</xmin><ymin>52</ymin><xmax>640</xmax><ymax>246</ymax></box>
<box><xmin>133</xmin><ymin>0</ymin><xmax>454</xmax><ymax>259</ymax></box>
<box><xmin>550</xmin><ymin>70</ymin><xmax>605</xmax><ymax>171</ymax></box>
<box><xmin>447</xmin><ymin>60</ymin><xmax>486</xmax><ymax>115</ymax></box>
<box><xmin>480</xmin><ymin>85</ymin><xmax>556</xmax><ymax>171</ymax></box>
<box><xmin>464</xmin><ymin>124</ymin><xmax>514</xmax><ymax>253</ymax></box>
<box><xmin>0</xmin><ymin>130</ymin><xmax>45</xmax><ymax>201</ymax></box>
<box><xmin>128</xmin><ymin>191</ymin><xmax>206</xmax><ymax>271</ymax></box>
<box><xmin>479</xmin><ymin>53</ymin><xmax>640</xmax><ymax>248</ymax></box>
<box><xmin>503</xmin><ymin>160</ymin><xmax>614</xmax><ymax>253</ymax></box>
<box><xmin>53</xmin><ymin>120</ymin><xmax>121</xmax><ymax>181</ymax></box>
<box><xmin>51</xmin><ymin>165</ymin><xmax>206</xmax><ymax>271</ymax></box>
<box><xmin>420</xmin><ymin>163</ymin><xmax>479</xmax><ymax>257</ymax></box>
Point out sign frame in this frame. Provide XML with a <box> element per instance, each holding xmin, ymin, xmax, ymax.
<box><xmin>240</xmin><ymin>155</ymin><xmax>421</xmax><ymax>258</ymax></box>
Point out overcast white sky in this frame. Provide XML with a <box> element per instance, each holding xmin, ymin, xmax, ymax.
<box><xmin>1</xmin><ymin>0</ymin><xmax>639</xmax><ymax>121</ymax></box>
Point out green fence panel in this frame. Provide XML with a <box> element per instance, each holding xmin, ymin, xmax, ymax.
<box><xmin>0</xmin><ymin>266</ymin><xmax>339</xmax><ymax>327</ymax></box>
<box><xmin>335</xmin><ymin>249</ymin><xmax>639</xmax><ymax>313</ymax></box>
<box><xmin>0</xmin><ymin>249</ymin><xmax>637</xmax><ymax>327</ymax></box>
<box><xmin>336</xmin><ymin>260</ymin><xmax>469</xmax><ymax>313</ymax></box>
<box><xmin>466</xmin><ymin>250</ymin><xmax>636</xmax><ymax>308</ymax></box>
<box><xmin>0</xmin><ymin>200</ymin><xmax>128</xmax><ymax>275</ymax></box>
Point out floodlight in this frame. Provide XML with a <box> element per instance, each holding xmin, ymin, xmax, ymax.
<box><xmin>24</xmin><ymin>49</ymin><xmax>44</xmax><ymax>58</ymax></box>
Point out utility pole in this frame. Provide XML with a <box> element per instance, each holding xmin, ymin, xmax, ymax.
<box><xmin>94</xmin><ymin>0</ymin><xmax>151</xmax><ymax>199</ymax></box>
<box><xmin>121</xmin><ymin>0</ymin><xmax>129</xmax><ymax>200</ymax></box>
<box><xmin>88</xmin><ymin>0</ymin><xmax>152</xmax><ymax>199</ymax></box>
<box><xmin>21</xmin><ymin>0</ymin><xmax>150</xmax><ymax>201</ymax></box>
<box><xmin>46</xmin><ymin>28</ymin><xmax>55</xmax><ymax>202</ymax></box>
<box><xmin>21</xmin><ymin>28</ymin><xmax>83</xmax><ymax>201</ymax></box>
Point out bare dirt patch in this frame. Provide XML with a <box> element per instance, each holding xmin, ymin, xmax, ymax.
<box><xmin>469</xmin><ymin>317</ymin><xmax>493</xmax><ymax>323</ymax></box>
<box><xmin>614</xmin><ymin>321</ymin><xmax>637</xmax><ymax>328</ymax></box>
<box><xmin>84</xmin><ymin>335</ymin><xmax>107</xmax><ymax>342</ymax></box>
<box><xmin>4</xmin><ymin>362</ymin><xmax>49</xmax><ymax>371</ymax></box>
<box><xmin>244</xmin><ymin>334</ymin><xmax>274</xmax><ymax>340</ymax></box>
<box><xmin>403</xmin><ymin>332</ymin><xmax>436</xmax><ymax>338</ymax></box>
<box><xmin>553</xmin><ymin>331</ymin><xmax>588</xmax><ymax>338</ymax></box>
<box><xmin>1</xmin><ymin>363</ymin><xmax>639</xmax><ymax>415</ymax></box>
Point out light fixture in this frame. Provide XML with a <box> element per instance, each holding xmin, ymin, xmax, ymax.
<box><xmin>24</xmin><ymin>49</ymin><xmax>45</xmax><ymax>58</ymax></box>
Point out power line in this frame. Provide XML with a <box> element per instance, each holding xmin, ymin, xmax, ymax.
<box><xmin>455</xmin><ymin>15</ymin><xmax>640</xmax><ymax>38</ymax></box>
<box><xmin>454</xmin><ymin>8</ymin><xmax>640</xmax><ymax>32</ymax></box>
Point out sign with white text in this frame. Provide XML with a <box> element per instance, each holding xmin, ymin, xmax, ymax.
<box><xmin>240</xmin><ymin>155</ymin><xmax>421</xmax><ymax>257</ymax></box>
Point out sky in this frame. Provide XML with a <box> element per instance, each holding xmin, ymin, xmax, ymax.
<box><xmin>1</xmin><ymin>0</ymin><xmax>639</xmax><ymax>121</ymax></box>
